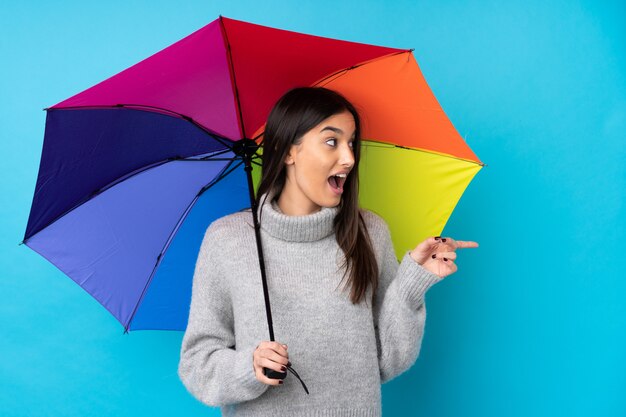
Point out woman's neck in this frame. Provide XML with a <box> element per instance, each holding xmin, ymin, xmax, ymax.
<box><xmin>259</xmin><ymin>191</ymin><xmax>338</xmax><ymax>242</ymax></box>
<box><xmin>276</xmin><ymin>189</ymin><xmax>322</xmax><ymax>216</ymax></box>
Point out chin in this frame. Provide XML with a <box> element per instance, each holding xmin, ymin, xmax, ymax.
<box><xmin>318</xmin><ymin>196</ymin><xmax>342</xmax><ymax>208</ymax></box>
<box><xmin>308</xmin><ymin>187</ymin><xmax>343</xmax><ymax>209</ymax></box>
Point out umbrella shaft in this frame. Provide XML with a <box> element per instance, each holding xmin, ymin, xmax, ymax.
<box><xmin>242</xmin><ymin>151</ymin><xmax>277</xmax><ymax>343</ymax></box>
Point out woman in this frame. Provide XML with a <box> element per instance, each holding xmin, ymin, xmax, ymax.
<box><xmin>178</xmin><ymin>87</ymin><xmax>478</xmax><ymax>416</ymax></box>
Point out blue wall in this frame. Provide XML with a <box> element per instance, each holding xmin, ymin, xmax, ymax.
<box><xmin>1</xmin><ymin>1</ymin><xmax>624</xmax><ymax>416</ymax></box>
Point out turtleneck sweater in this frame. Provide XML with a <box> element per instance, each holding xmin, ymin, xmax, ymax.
<box><xmin>178</xmin><ymin>192</ymin><xmax>443</xmax><ymax>416</ymax></box>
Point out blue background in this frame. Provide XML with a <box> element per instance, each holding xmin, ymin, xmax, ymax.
<box><xmin>1</xmin><ymin>1</ymin><xmax>624</xmax><ymax>416</ymax></box>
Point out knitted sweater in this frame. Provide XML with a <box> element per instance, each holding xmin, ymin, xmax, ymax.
<box><xmin>178</xmin><ymin>192</ymin><xmax>443</xmax><ymax>416</ymax></box>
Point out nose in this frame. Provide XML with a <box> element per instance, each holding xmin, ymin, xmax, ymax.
<box><xmin>339</xmin><ymin>143</ymin><xmax>355</xmax><ymax>169</ymax></box>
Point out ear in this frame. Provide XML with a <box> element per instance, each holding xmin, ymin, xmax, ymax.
<box><xmin>284</xmin><ymin>147</ymin><xmax>295</xmax><ymax>165</ymax></box>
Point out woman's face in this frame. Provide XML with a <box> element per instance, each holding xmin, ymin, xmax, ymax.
<box><xmin>281</xmin><ymin>110</ymin><xmax>356</xmax><ymax>215</ymax></box>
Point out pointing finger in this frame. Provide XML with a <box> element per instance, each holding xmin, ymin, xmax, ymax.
<box><xmin>455</xmin><ymin>240</ymin><xmax>479</xmax><ymax>249</ymax></box>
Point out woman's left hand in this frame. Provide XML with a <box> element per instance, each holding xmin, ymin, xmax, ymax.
<box><xmin>409</xmin><ymin>236</ymin><xmax>479</xmax><ymax>278</ymax></box>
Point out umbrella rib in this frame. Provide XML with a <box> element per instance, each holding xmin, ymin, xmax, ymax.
<box><xmin>361</xmin><ymin>140</ymin><xmax>486</xmax><ymax>167</ymax></box>
<box><xmin>22</xmin><ymin>150</ymin><xmax>239</xmax><ymax>246</ymax></box>
<box><xmin>313</xmin><ymin>49</ymin><xmax>413</xmax><ymax>87</ymax></box>
<box><xmin>252</xmin><ymin>130</ymin><xmax>265</xmax><ymax>142</ymax></box>
<box><xmin>124</xmin><ymin>158</ymin><xmax>245</xmax><ymax>333</ymax></box>
<box><xmin>245</xmin><ymin>49</ymin><xmax>413</xmax><ymax>147</ymax></box>
<box><xmin>22</xmin><ymin>156</ymin><xmax>182</xmax><ymax>245</ymax></box>
<box><xmin>196</xmin><ymin>159</ymin><xmax>246</xmax><ymax>198</ymax></box>
<box><xmin>196</xmin><ymin>148</ymin><xmax>233</xmax><ymax>160</ymax></box>
<box><xmin>219</xmin><ymin>16</ymin><xmax>247</xmax><ymax>139</ymax></box>
<box><xmin>45</xmin><ymin>105</ymin><xmax>238</xmax><ymax>151</ymax></box>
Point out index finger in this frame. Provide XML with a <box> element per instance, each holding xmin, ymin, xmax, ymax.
<box><xmin>258</xmin><ymin>341</ymin><xmax>289</xmax><ymax>358</ymax></box>
<box><xmin>455</xmin><ymin>240</ymin><xmax>479</xmax><ymax>248</ymax></box>
<box><xmin>271</xmin><ymin>341</ymin><xmax>289</xmax><ymax>358</ymax></box>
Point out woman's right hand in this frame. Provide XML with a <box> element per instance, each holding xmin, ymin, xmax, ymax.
<box><xmin>253</xmin><ymin>341</ymin><xmax>290</xmax><ymax>385</ymax></box>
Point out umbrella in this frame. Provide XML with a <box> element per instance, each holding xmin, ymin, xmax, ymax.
<box><xmin>21</xmin><ymin>15</ymin><xmax>483</xmax><ymax>385</ymax></box>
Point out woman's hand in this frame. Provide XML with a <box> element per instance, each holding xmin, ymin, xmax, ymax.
<box><xmin>253</xmin><ymin>341</ymin><xmax>290</xmax><ymax>386</ymax></box>
<box><xmin>409</xmin><ymin>236</ymin><xmax>479</xmax><ymax>278</ymax></box>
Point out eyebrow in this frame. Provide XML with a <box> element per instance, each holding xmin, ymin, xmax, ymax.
<box><xmin>320</xmin><ymin>126</ymin><xmax>356</xmax><ymax>138</ymax></box>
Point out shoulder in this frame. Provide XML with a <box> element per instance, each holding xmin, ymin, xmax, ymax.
<box><xmin>358</xmin><ymin>208</ymin><xmax>393</xmax><ymax>250</ymax></box>
<box><xmin>358</xmin><ymin>208</ymin><xmax>395</xmax><ymax>269</ymax></box>
<box><xmin>359</xmin><ymin>208</ymin><xmax>391</xmax><ymax>237</ymax></box>
<box><xmin>202</xmin><ymin>209</ymin><xmax>254</xmax><ymax>242</ymax></box>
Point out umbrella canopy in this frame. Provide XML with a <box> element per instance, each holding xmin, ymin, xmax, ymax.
<box><xmin>22</xmin><ymin>16</ymin><xmax>483</xmax><ymax>335</ymax></box>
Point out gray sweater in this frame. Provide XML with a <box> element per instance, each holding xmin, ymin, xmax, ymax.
<box><xmin>178</xmin><ymin>192</ymin><xmax>443</xmax><ymax>416</ymax></box>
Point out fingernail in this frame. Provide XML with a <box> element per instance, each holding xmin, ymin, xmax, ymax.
<box><xmin>431</xmin><ymin>254</ymin><xmax>436</xmax><ymax>259</ymax></box>
<box><xmin>282</xmin><ymin>344</ymin><xmax>287</xmax><ymax>349</ymax></box>
<box><xmin>281</xmin><ymin>366</ymin><xmax>286</xmax><ymax>371</ymax></box>
<box><xmin>442</xmin><ymin>238</ymin><xmax>447</xmax><ymax>242</ymax></box>
<box><xmin>443</xmin><ymin>257</ymin><xmax>448</xmax><ymax>261</ymax></box>
<box><xmin>279</xmin><ymin>380</ymin><xmax>283</xmax><ymax>384</ymax></box>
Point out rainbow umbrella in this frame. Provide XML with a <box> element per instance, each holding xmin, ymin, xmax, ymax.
<box><xmin>22</xmin><ymin>16</ymin><xmax>483</xmax><ymax>339</ymax></box>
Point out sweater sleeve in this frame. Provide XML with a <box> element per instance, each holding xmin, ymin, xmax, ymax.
<box><xmin>371</xmin><ymin>216</ymin><xmax>444</xmax><ymax>384</ymax></box>
<box><xmin>178</xmin><ymin>222</ymin><xmax>270</xmax><ymax>406</ymax></box>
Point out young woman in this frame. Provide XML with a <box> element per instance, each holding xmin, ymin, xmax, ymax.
<box><xmin>178</xmin><ymin>87</ymin><xmax>478</xmax><ymax>416</ymax></box>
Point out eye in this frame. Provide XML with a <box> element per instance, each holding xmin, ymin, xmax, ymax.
<box><xmin>325</xmin><ymin>138</ymin><xmax>337</xmax><ymax>147</ymax></box>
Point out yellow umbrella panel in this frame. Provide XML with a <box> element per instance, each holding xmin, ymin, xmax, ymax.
<box><xmin>318</xmin><ymin>51</ymin><xmax>483</xmax><ymax>258</ymax></box>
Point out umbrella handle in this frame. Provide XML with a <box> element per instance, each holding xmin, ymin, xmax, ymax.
<box><xmin>264</xmin><ymin>365</ymin><xmax>310</xmax><ymax>394</ymax></box>
<box><xmin>263</xmin><ymin>367</ymin><xmax>287</xmax><ymax>379</ymax></box>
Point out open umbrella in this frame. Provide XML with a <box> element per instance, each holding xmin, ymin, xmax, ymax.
<box><xmin>21</xmin><ymin>15</ymin><xmax>483</xmax><ymax>385</ymax></box>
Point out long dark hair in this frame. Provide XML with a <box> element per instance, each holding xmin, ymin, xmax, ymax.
<box><xmin>255</xmin><ymin>87</ymin><xmax>378</xmax><ymax>305</ymax></box>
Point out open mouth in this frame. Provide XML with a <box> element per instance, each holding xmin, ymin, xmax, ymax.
<box><xmin>328</xmin><ymin>173</ymin><xmax>347</xmax><ymax>192</ymax></box>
